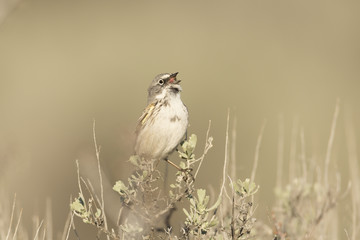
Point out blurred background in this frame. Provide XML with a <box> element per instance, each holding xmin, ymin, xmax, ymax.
<box><xmin>0</xmin><ymin>0</ymin><xmax>359</xmax><ymax>239</ymax></box>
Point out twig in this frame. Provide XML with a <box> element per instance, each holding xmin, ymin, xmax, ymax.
<box><xmin>45</xmin><ymin>198</ymin><xmax>53</xmax><ymax>240</ymax></box>
<box><xmin>276</xmin><ymin>114</ymin><xmax>285</xmax><ymax>189</ymax></box>
<box><xmin>61</xmin><ymin>210</ymin><xmax>71</xmax><ymax>240</ymax></box>
<box><xmin>222</xmin><ymin>111</ymin><xmax>231</xmax><ymax>201</ymax></box>
<box><xmin>223</xmin><ymin>175</ymin><xmax>233</xmax><ymax>202</ymax></box>
<box><xmin>12</xmin><ymin>208</ymin><xmax>23</xmax><ymax>240</ymax></box>
<box><xmin>324</xmin><ymin>98</ymin><xmax>340</xmax><ymax>188</ymax></box>
<box><xmin>300</xmin><ymin>127</ymin><xmax>307</xmax><ymax>181</ymax></box>
<box><xmin>230</xmin><ymin>116</ymin><xmax>237</xmax><ymax>180</ymax></box>
<box><xmin>41</xmin><ymin>226</ymin><xmax>46</xmax><ymax>240</ymax></box>
<box><xmin>344</xmin><ymin>105</ymin><xmax>360</xmax><ymax>240</ymax></box>
<box><xmin>222</xmin><ymin>109</ymin><xmax>230</xmax><ymax>200</ymax></box>
<box><xmin>70</xmin><ymin>212</ymin><xmax>80</xmax><ymax>240</ymax></box>
<box><xmin>33</xmin><ymin>220</ymin><xmax>44</xmax><ymax>240</ymax></box>
<box><xmin>195</xmin><ymin>120</ymin><xmax>212</xmax><ymax>178</ymax></box>
<box><xmin>228</xmin><ymin>176</ymin><xmax>235</xmax><ymax>240</ymax></box>
<box><xmin>84</xmin><ymin>178</ymin><xmax>102</xmax><ymax>210</ymax></box>
<box><xmin>6</xmin><ymin>193</ymin><xmax>16</xmax><ymax>240</ymax></box>
<box><xmin>93</xmin><ymin>120</ymin><xmax>110</xmax><ymax>240</ymax></box>
<box><xmin>116</xmin><ymin>207</ymin><xmax>124</xmax><ymax>226</ymax></box>
<box><xmin>75</xmin><ymin>160</ymin><xmax>87</xmax><ymax>212</ymax></box>
<box><xmin>207</xmin><ymin>110</ymin><xmax>230</xmax><ymax>211</ymax></box>
<box><xmin>250</xmin><ymin>119</ymin><xmax>266</xmax><ymax>206</ymax></box>
<box><xmin>289</xmin><ymin>116</ymin><xmax>298</xmax><ymax>181</ymax></box>
<box><xmin>250</xmin><ymin>119</ymin><xmax>267</xmax><ymax>183</ymax></box>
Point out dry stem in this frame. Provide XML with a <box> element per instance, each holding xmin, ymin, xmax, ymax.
<box><xmin>324</xmin><ymin>98</ymin><xmax>340</xmax><ymax>189</ymax></box>
<box><xmin>92</xmin><ymin>120</ymin><xmax>110</xmax><ymax>240</ymax></box>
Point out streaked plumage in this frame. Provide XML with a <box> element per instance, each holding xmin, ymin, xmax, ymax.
<box><xmin>135</xmin><ymin>72</ymin><xmax>188</xmax><ymax>160</ymax></box>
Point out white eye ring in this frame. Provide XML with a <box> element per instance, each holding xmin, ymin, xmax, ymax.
<box><xmin>158</xmin><ymin>79</ymin><xmax>164</xmax><ymax>85</ymax></box>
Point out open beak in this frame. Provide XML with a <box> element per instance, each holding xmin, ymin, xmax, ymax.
<box><xmin>170</xmin><ymin>72</ymin><xmax>178</xmax><ymax>78</ymax></box>
<box><xmin>168</xmin><ymin>72</ymin><xmax>181</xmax><ymax>84</ymax></box>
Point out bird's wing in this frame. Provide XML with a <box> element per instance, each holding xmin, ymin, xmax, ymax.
<box><xmin>136</xmin><ymin>101</ymin><xmax>158</xmax><ymax>133</ymax></box>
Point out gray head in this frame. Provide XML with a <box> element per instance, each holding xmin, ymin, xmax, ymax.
<box><xmin>147</xmin><ymin>72</ymin><xmax>182</xmax><ymax>103</ymax></box>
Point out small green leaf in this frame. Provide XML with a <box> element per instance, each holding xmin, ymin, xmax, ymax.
<box><xmin>70</xmin><ymin>197</ymin><xmax>86</xmax><ymax>213</ymax></box>
<box><xmin>189</xmin><ymin>198</ymin><xmax>196</xmax><ymax>207</ymax></box>
<box><xmin>197</xmin><ymin>189</ymin><xmax>206</xmax><ymax>204</ymax></box>
<box><xmin>208</xmin><ymin>218</ymin><xmax>218</xmax><ymax>228</ymax></box>
<box><xmin>181</xmin><ymin>141</ymin><xmax>188</xmax><ymax>152</ymax></box>
<box><xmin>95</xmin><ymin>208</ymin><xmax>102</xmax><ymax>218</ymax></box>
<box><xmin>83</xmin><ymin>218</ymin><xmax>91</xmax><ymax>224</ymax></box>
<box><xmin>187</xmin><ymin>134</ymin><xmax>197</xmax><ymax>152</ymax></box>
<box><xmin>206</xmin><ymin>194</ymin><xmax>222</xmax><ymax>212</ymax></box>
<box><xmin>183</xmin><ymin>208</ymin><xmax>192</xmax><ymax>220</ymax></box>
<box><xmin>179</xmin><ymin>161</ymin><xmax>186</xmax><ymax>169</ymax></box>
<box><xmin>178</xmin><ymin>151</ymin><xmax>188</xmax><ymax>159</ymax></box>
<box><xmin>249</xmin><ymin>182</ymin><xmax>256</xmax><ymax>192</ymax></box>
<box><xmin>113</xmin><ymin>180</ymin><xmax>128</xmax><ymax>195</ymax></box>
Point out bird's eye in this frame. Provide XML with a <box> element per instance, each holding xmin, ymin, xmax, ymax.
<box><xmin>158</xmin><ymin>79</ymin><xmax>164</xmax><ymax>85</ymax></box>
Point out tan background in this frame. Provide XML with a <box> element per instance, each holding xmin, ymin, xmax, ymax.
<box><xmin>0</xmin><ymin>0</ymin><xmax>359</xmax><ymax>239</ymax></box>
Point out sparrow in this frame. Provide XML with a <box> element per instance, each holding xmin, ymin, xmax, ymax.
<box><xmin>134</xmin><ymin>72</ymin><xmax>188</xmax><ymax>168</ymax></box>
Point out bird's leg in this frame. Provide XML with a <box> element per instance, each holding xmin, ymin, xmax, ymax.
<box><xmin>164</xmin><ymin>158</ymin><xmax>195</xmax><ymax>190</ymax></box>
<box><xmin>165</xmin><ymin>158</ymin><xmax>193</xmax><ymax>177</ymax></box>
<box><xmin>165</xmin><ymin>158</ymin><xmax>182</xmax><ymax>171</ymax></box>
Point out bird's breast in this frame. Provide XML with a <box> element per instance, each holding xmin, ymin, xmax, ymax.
<box><xmin>161</xmin><ymin>96</ymin><xmax>188</xmax><ymax>123</ymax></box>
<box><xmin>135</xmin><ymin>95</ymin><xmax>188</xmax><ymax>160</ymax></box>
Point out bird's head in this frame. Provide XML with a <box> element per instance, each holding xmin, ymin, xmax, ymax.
<box><xmin>147</xmin><ymin>72</ymin><xmax>182</xmax><ymax>103</ymax></box>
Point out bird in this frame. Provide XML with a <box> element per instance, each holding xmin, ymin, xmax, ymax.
<box><xmin>134</xmin><ymin>72</ymin><xmax>188</xmax><ymax>169</ymax></box>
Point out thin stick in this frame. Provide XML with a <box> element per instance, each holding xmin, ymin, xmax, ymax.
<box><xmin>228</xmin><ymin>177</ymin><xmax>235</xmax><ymax>240</ymax></box>
<box><xmin>166</xmin><ymin>159</ymin><xmax>182</xmax><ymax>171</ymax></box>
<box><xmin>216</xmin><ymin>130</ymin><xmax>229</xmax><ymax>230</ymax></box>
<box><xmin>194</xmin><ymin>120</ymin><xmax>212</xmax><ymax>178</ymax></box>
<box><xmin>218</xmin><ymin>110</ymin><xmax>232</xmax><ymax>208</ymax></box>
<box><xmin>250</xmin><ymin>119</ymin><xmax>267</xmax><ymax>183</ymax></box>
<box><xmin>61</xmin><ymin>210</ymin><xmax>71</xmax><ymax>240</ymax></box>
<box><xmin>12</xmin><ymin>208</ymin><xmax>23</xmax><ymax>240</ymax></box>
<box><xmin>289</xmin><ymin>116</ymin><xmax>299</xmax><ymax>181</ymax></box>
<box><xmin>33</xmin><ymin>220</ymin><xmax>44</xmax><ymax>240</ymax></box>
<box><xmin>85</xmin><ymin>178</ymin><xmax>102</xmax><ymax>208</ymax></box>
<box><xmin>223</xmin><ymin>174</ymin><xmax>232</xmax><ymax>202</ymax></box>
<box><xmin>41</xmin><ymin>226</ymin><xmax>46</xmax><ymax>240</ymax></box>
<box><xmin>33</xmin><ymin>216</ymin><xmax>39</xmax><ymax>240</ymax></box>
<box><xmin>206</xmin><ymin>110</ymin><xmax>230</xmax><ymax>211</ymax></box>
<box><xmin>300</xmin><ymin>127</ymin><xmax>307</xmax><ymax>181</ymax></box>
<box><xmin>324</xmin><ymin>98</ymin><xmax>340</xmax><ymax>188</ymax></box>
<box><xmin>65</xmin><ymin>212</ymin><xmax>74</xmax><ymax>240</ymax></box>
<box><xmin>93</xmin><ymin>120</ymin><xmax>110</xmax><ymax>240</ymax></box>
<box><xmin>75</xmin><ymin>160</ymin><xmax>87</xmax><ymax>213</ymax></box>
<box><xmin>250</xmin><ymin>119</ymin><xmax>266</xmax><ymax>208</ymax></box>
<box><xmin>344</xmin><ymin>106</ymin><xmax>359</xmax><ymax>240</ymax></box>
<box><xmin>70</xmin><ymin>210</ymin><xmax>80</xmax><ymax>240</ymax></box>
<box><xmin>222</xmin><ymin>110</ymin><xmax>230</xmax><ymax>200</ymax></box>
<box><xmin>276</xmin><ymin>114</ymin><xmax>284</xmax><ymax>189</ymax></box>
<box><xmin>45</xmin><ymin>198</ymin><xmax>52</xmax><ymax>240</ymax></box>
<box><xmin>6</xmin><ymin>193</ymin><xmax>16</xmax><ymax>240</ymax></box>
<box><xmin>116</xmin><ymin>207</ymin><xmax>124</xmax><ymax>226</ymax></box>
<box><xmin>230</xmin><ymin>117</ymin><xmax>237</xmax><ymax>181</ymax></box>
